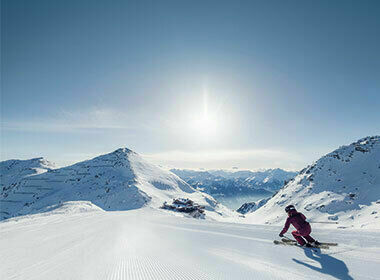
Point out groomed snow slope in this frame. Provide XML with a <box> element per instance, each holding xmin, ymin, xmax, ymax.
<box><xmin>1</xmin><ymin>149</ymin><xmax>233</xmax><ymax>220</ymax></box>
<box><xmin>1</xmin><ymin>205</ymin><xmax>379</xmax><ymax>280</ymax></box>
<box><xmin>246</xmin><ymin>136</ymin><xmax>380</xmax><ymax>229</ymax></box>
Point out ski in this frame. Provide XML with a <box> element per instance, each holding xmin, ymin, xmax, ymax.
<box><xmin>281</xmin><ymin>238</ymin><xmax>338</xmax><ymax>246</ymax></box>
<box><xmin>316</xmin><ymin>242</ymin><xmax>338</xmax><ymax>246</ymax></box>
<box><xmin>274</xmin><ymin>239</ymin><xmax>330</xmax><ymax>249</ymax></box>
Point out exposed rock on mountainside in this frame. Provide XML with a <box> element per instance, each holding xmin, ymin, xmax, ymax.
<box><xmin>170</xmin><ymin>168</ymin><xmax>297</xmax><ymax>197</ymax></box>
<box><xmin>246</xmin><ymin>136</ymin><xmax>380</xmax><ymax>229</ymax></box>
<box><xmin>236</xmin><ymin>197</ymin><xmax>270</xmax><ymax>214</ymax></box>
<box><xmin>1</xmin><ymin>157</ymin><xmax>55</xmax><ymax>187</ymax></box>
<box><xmin>0</xmin><ymin>148</ymin><xmax>232</xmax><ymax>221</ymax></box>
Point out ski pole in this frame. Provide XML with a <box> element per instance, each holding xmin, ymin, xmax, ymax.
<box><xmin>309</xmin><ymin>221</ymin><xmax>338</xmax><ymax>224</ymax></box>
<box><xmin>283</xmin><ymin>235</ymin><xmax>293</xmax><ymax>241</ymax></box>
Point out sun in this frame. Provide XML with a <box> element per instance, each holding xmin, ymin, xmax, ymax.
<box><xmin>188</xmin><ymin>91</ymin><xmax>220</xmax><ymax>138</ymax></box>
<box><xmin>191</xmin><ymin>113</ymin><xmax>218</xmax><ymax>136</ymax></box>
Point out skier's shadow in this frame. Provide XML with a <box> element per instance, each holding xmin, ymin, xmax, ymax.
<box><xmin>292</xmin><ymin>247</ymin><xmax>353</xmax><ymax>280</ymax></box>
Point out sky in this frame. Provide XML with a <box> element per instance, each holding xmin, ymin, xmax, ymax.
<box><xmin>1</xmin><ymin>0</ymin><xmax>380</xmax><ymax>171</ymax></box>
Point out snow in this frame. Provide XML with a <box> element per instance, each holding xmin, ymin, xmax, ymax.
<box><xmin>0</xmin><ymin>157</ymin><xmax>55</xmax><ymax>187</ymax></box>
<box><xmin>1</xmin><ymin>137</ymin><xmax>380</xmax><ymax>279</ymax></box>
<box><xmin>170</xmin><ymin>168</ymin><xmax>296</xmax><ymax>205</ymax></box>
<box><xmin>0</xmin><ymin>148</ymin><xmax>234</xmax><ymax>221</ymax></box>
<box><xmin>237</xmin><ymin>197</ymin><xmax>270</xmax><ymax>214</ymax></box>
<box><xmin>246</xmin><ymin>136</ymin><xmax>380</xmax><ymax>230</ymax></box>
<box><xmin>1</xmin><ymin>206</ymin><xmax>379</xmax><ymax>280</ymax></box>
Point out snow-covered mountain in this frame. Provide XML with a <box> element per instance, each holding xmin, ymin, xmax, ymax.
<box><xmin>243</xmin><ymin>169</ymin><xmax>298</xmax><ymax>191</ymax></box>
<box><xmin>170</xmin><ymin>168</ymin><xmax>297</xmax><ymax>197</ymax></box>
<box><xmin>236</xmin><ymin>197</ymin><xmax>270</xmax><ymax>215</ymax></box>
<box><xmin>246</xmin><ymin>136</ymin><xmax>380</xmax><ymax>229</ymax></box>
<box><xmin>0</xmin><ymin>157</ymin><xmax>56</xmax><ymax>186</ymax></box>
<box><xmin>209</xmin><ymin>168</ymin><xmax>296</xmax><ymax>183</ymax></box>
<box><xmin>0</xmin><ymin>148</ymin><xmax>232</xmax><ymax>221</ymax></box>
<box><xmin>2</xmin><ymin>140</ymin><xmax>380</xmax><ymax>280</ymax></box>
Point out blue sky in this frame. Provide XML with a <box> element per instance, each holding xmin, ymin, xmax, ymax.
<box><xmin>1</xmin><ymin>0</ymin><xmax>380</xmax><ymax>170</ymax></box>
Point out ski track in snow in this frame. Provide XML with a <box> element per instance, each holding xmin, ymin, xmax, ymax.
<box><xmin>1</xmin><ymin>208</ymin><xmax>379</xmax><ymax>280</ymax></box>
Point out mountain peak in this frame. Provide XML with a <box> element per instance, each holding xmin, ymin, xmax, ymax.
<box><xmin>1</xmin><ymin>147</ymin><xmax>232</xmax><ymax>221</ymax></box>
<box><xmin>246</xmin><ymin>136</ymin><xmax>380</xmax><ymax>229</ymax></box>
<box><xmin>329</xmin><ymin>135</ymin><xmax>379</xmax><ymax>157</ymax></box>
<box><xmin>113</xmin><ymin>147</ymin><xmax>135</xmax><ymax>155</ymax></box>
<box><xmin>0</xmin><ymin>157</ymin><xmax>56</xmax><ymax>171</ymax></box>
<box><xmin>80</xmin><ymin>147</ymin><xmax>137</xmax><ymax>168</ymax></box>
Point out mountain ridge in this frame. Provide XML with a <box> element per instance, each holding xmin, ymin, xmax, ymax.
<box><xmin>1</xmin><ymin>148</ymin><xmax>232</xmax><ymax>221</ymax></box>
<box><xmin>246</xmin><ymin>136</ymin><xmax>380</xmax><ymax>229</ymax></box>
<box><xmin>170</xmin><ymin>168</ymin><xmax>297</xmax><ymax>199</ymax></box>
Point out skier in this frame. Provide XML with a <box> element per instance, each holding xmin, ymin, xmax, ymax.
<box><xmin>279</xmin><ymin>205</ymin><xmax>321</xmax><ymax>247</ymax></box>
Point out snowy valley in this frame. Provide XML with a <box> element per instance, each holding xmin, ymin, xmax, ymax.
<box><xmin>171</xmin><ymin>168</ymin><xmax>297</xmax><ymax>194</ymax></box>
<box><xmin>171</xmin><ymin>168</ymin><xmax>296</xmax><ymax>209</ymax></box>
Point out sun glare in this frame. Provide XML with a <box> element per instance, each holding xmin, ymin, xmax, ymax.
<box><xmin>192</xmin><ymin>113</ymin><xmax>218</xmax><ymax>135</ymax></box>
<box><xmin>189</xmin><ymin>90</ymin><xmax>220</xmax><ymax>138</ymax></box>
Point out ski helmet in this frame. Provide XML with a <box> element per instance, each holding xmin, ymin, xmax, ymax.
<box><xmin>285</xmin><ymin>205</ymin><xmax>295</xmax><ymax>213</ymax></box>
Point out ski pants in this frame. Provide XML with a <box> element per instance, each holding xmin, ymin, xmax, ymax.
<box><xmin>292</xmin><ymin>224</ymin><xmax>315</xmax><ymax>246</ymax></box>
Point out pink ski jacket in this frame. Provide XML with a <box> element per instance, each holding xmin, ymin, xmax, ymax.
<box><xmin>280</xmin><ymin>210</ymin><xmax>310</xmax><ymax>235</ymax></box>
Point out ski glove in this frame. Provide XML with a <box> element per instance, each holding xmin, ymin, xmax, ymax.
<box><xmin>279</xmin><ymin>233</ymin><xmax>284</xmax><ymax>237</ymax></box>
